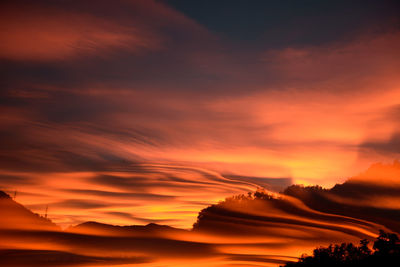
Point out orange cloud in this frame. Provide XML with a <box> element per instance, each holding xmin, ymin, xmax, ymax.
<box><xmin>0</xmin><ymin>0</ymin><xmax>399</xmax><ymax>231</ymax></box>
<box><xmin>0</xmin><ymin>1</ymin><xmax>174</xmax><ymax>61</ymax></box>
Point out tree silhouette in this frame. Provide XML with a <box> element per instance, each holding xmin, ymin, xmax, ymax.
<box><xmin>281</xmin><ymin>231</ymin><xmax>400</xmax><ymax>266</ymax></box>
<box><xmin>373</xmin><ymin>230</ymin><xmax>400</xmax><ymax>255</ymax></box>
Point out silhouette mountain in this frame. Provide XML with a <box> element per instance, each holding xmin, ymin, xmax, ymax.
<box><xmin>0</xmin><ymin>191</ymin><xmax>59</xmax><ymax>231</ymax></box>
<box><xmin>67</xmin><ymin>220</ymin><xmax>185</xmax><ymax>236</ymax></box>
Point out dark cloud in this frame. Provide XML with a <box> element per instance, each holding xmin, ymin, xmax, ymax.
<box><xmin>27</xmin><ymin>199</ymin><xmax>110</xmax><ymax>211</ymax></box>
<box><xmin>331</xmin><ymin>180</ymin><xmax>400</xmax><ymax>198</ymax></box>
<box><xmin>3</xmin><ymin>0</ymin><xmax>396</xmax><ymax>102</ymax></box>
<box><xmin>92</xmin><ymin>173</ymin><xmax>220</xmax><ymax>191</ymax></box>
<box><xmin>106</xmin><ymin>211</ymin><xmax>177</xmax><ymax>225</ymax></box>
<box><xmin>194</xmin><ymin>199</ymin><xmax>380</xmax><ymax>240</ymax></box>
<box><xmin>64</xmin><ymin>189</ymin><xmax>176</xmax><ymax>201</ymax></box>
<box><xmin>283</xmin><ymin>183</ymin><xmax>400</xmax><ymax>233</ymax></box>
<box><xmin>0</xmin><ymin>139</ymin><xmax>139</xmax><ymax>173</ymax></box>
<box><xmin>223</xmin><ymin>175</ymin><xmax>292</xmax><ymax>192</ymax></box>
<box><xmin>360</xmin><ymin>133</ymin><xmax>400</xmax><ymax>155</ymax></box>
<box><xmin>0</xmin><ymin>0</ymin><xmax>224</xmax><ymax>94</ymax></box>
<box><xmin>51</xmin><ymin>199</ymin><xmax>110</xmax><ymax>210</ymax></box>
<box><xmin>225</xmin><ymin>254</ymin><xmax>290</xmax><ymax>265</ymax></box>
<box><xmin>93</xmin><ymin>174</ymin><xmax>158</xmax><ymax>190</ymax></box>
<box><xmin>0</xmin><ymin>249</ymin><xmax>152</xmax><ymax>266</ymax></box>
<box><xmin>0</xmin><ymin>174</ymin><xmax>37</xmax><ymax>186</ymax></box>
<box><xmin>90</xmin><ymin>165</ymin><xmax>264</xmax><ymax>194</ymax></box>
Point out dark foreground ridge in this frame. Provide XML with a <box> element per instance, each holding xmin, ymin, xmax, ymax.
<box><xmin>281</xmin><ymin>230</ymin><xmax>400</xmax><ymax>267</ymax></box>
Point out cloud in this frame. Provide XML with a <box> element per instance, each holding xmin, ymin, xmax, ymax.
<box><xmin>262</xmin><ymin>32</ymin><xmax>400</xmax><ymax>91</ymax></box>
<box><xmin>346</xmin><ymin>161</ymin><xmax>400</xmax><ymax>186</ymax></box>
<box><xmin>0</xmin><ymin>249</ymin><xmax>152</xmax><ymax>266</ymax></box>
<box><xmin>1</xmin><ymin>164</ymin><xmax>268</xmax><ymax>228</ymax></box>
<box><xmin>2</xmin><ymin>163</ymin><xmax>400</xmax><ymax>266</ymax></box>
<box><xmin>0</xmin><ymin>12</ymin><xmax>141</xmax><ymax>62</ymax></box>
<box><xmin>0</xmin><ymin>0</ymin><xmax>400</xmax><ymax>229</ymax></box>
<box><xmin>50</xmin><ymin>199</ymin><xmax>110</xmax><ymax>210</ymax></box>
<box><xmin>0</xmin><ymin>0</ymin><xmax>218</xmax><ymax>92</ymax></box>
<box><xmin>0</xmin><ymin>0</ymin><xmax>168</xmax><ymax>61</ymax></box>
<box><xmin>0</xmin><ymin>174</ymin><xmax>37</xmax><ymax>187</ymax></box>
<box><xmin>0</xmin><ymin>3</ymin><xmax>399</xmax><ymax>266</ymax></box>
<box><xmin>360</xmin><ymin>133</ymin><xmax>400</xmax><ymax>155</ymax></box>
<box><xmin>222</xmin><ymin>175</ymin><xmax>292</xmax><ymax>192</ymax></box>
<box><xmin>105</xmin><ymin>211</ymin><xmax>177</xmax><ymax>225</ymax></box>
<box><xmin>64</xmin><ymin>189</ymin><xmax>176</xmax><ymax>201</ymax></box>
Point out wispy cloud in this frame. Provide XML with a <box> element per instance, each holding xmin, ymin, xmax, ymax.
<box><xmin>0</xmin><ymin>0</ymin><xmax>399</xmax><ymax>228</ymax></box>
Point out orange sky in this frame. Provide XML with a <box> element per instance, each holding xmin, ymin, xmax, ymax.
<box><xmin>0</xmin><ymin>0</ymin><xmax>399</xmax><ymax>228</ymax></box>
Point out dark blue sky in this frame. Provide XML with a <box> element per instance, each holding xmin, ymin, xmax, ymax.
<box><xmin>166</xmin><ymin>0</ymin><xmax>400</xmax><ymax>47</ymax></box>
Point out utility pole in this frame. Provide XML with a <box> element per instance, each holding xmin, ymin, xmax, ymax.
<box><xmin>45</xmin><ymin>205</ymin><xmax>48</xmax><ymax>219</ymax></box>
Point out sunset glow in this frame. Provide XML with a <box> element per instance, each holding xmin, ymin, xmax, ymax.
<box><xmin>1</xmin><ymin>0</ymin><xmax>400</xmax><ymax>266</ymax></box>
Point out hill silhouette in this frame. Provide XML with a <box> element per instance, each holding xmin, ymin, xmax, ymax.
<box><xmin>0</xmin><ymin>191</ymin><xmax>59</xmax><ymax>231</ymax></box>
<box><xmin>67</xmin><ymin>220</ymin><xmax>185</xmax><ymax>236</ymax></box>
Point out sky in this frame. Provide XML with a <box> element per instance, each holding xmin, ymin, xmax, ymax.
<box><xmin>1</xmin><ymin>0</ymin><xmax>400</xmax><ymax>228</ymax></box>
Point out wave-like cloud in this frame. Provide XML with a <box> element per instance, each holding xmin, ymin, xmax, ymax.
<box><xmin>0</xmin><ymin>0</ymin><xmax>400</xmax><ymax>243</ymax></box>
<box><xmin>1</xmin><ymin>164</ymin><xmax>274</xmax><ymax>228</ymax></box>
<box><xmin>2</xmin><ymin>166</ymin><xmax>400</xmax><ymax>267</ymax></box>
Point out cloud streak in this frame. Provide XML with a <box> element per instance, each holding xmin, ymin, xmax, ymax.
<box><xmin>0</xmin><ymin>0</ymin><xmax>400</xmax><ymax>228</ymax></box>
